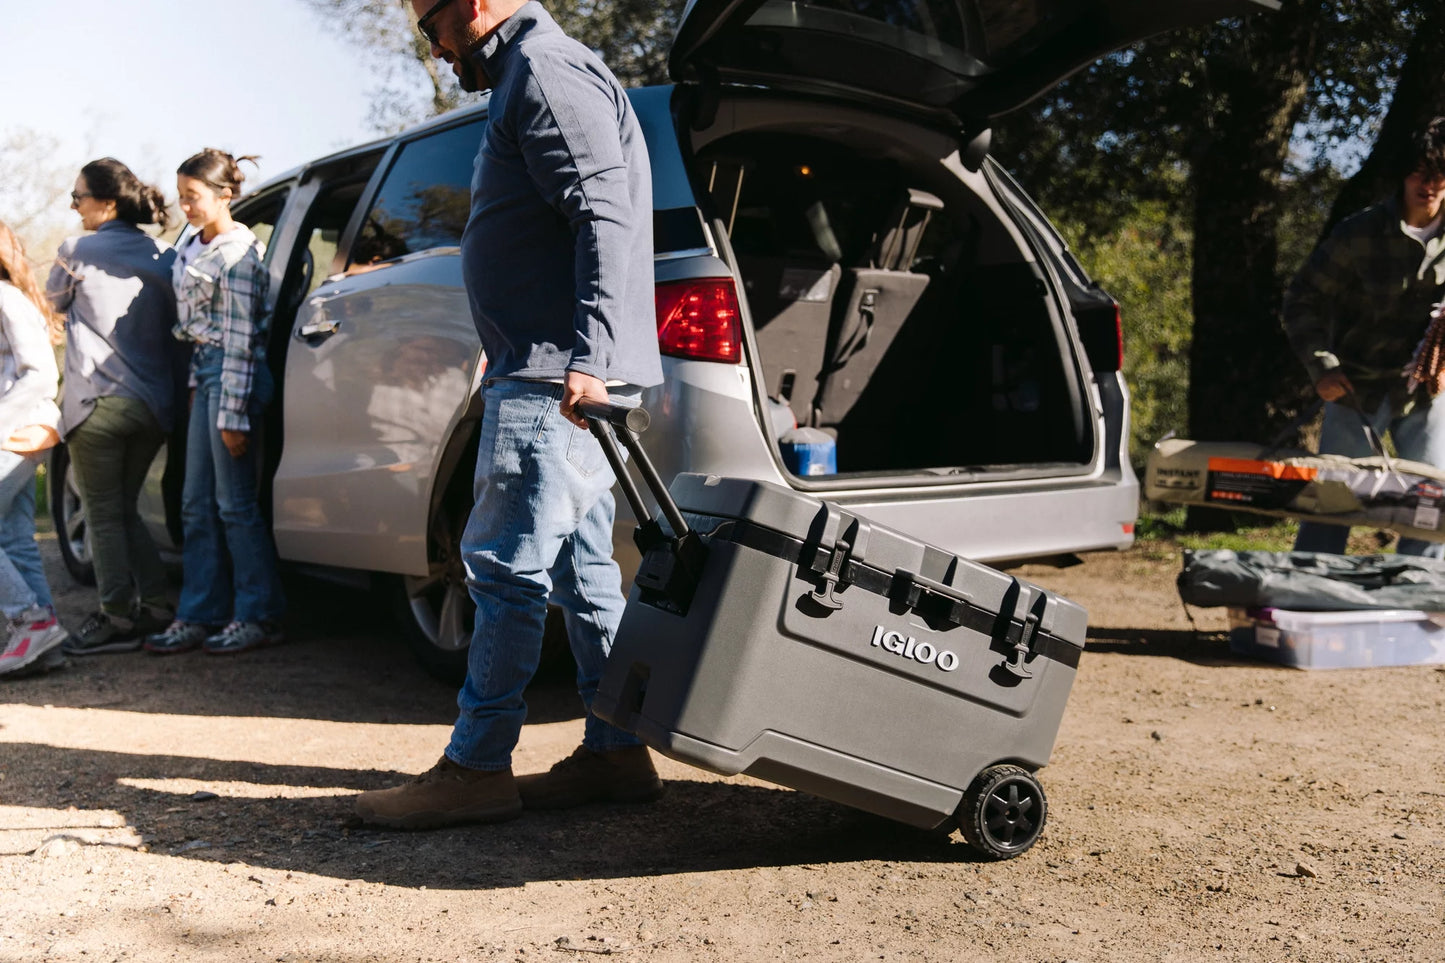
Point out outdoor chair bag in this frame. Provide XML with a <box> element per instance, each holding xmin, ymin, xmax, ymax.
<box><xmin>1145</xmin><ymin>437</ymin><xmax>1445</xmax><ymax>543</ymax></box>
<box><xmin>577</xmin><ymin>401</ymin><xmax>1088</xmax><ymax>859</ymax></box>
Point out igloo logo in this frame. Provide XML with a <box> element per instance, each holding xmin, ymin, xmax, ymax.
<box><xmin>869</xmin><ymin>625</ymin><xmax>958</xmax><ymax>672</ymax></box>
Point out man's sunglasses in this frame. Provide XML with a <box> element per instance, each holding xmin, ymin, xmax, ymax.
<box><xmin>416</xmin><ymin>0</ymin><xmax>459</xmax><ymax>45</ymax></box>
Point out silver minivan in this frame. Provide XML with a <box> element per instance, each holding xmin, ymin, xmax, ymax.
<box><xmin>51</xmin><ymin>0</ymin><xmax>1272</xmax><ymax>679</ymax></box>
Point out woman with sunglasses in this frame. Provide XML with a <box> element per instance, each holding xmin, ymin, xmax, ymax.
<box><xmin>143</xmin><ymin>148</ymin><xmax>285</xmax><ymax>656</ymax></box>
<box><xmin>47</xmin><ymin>158</ymin><xmax>181</xmax><ymax>657</ymax></box>
<box><xmin>0</xmin><ymin>220</ymin><xmax>67</xmax><ymax>677</ymax></box>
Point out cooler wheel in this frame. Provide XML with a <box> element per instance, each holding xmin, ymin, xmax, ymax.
<box><xmin>958</xmin><ymin>765</ymin><xmax>1047</xmax><ymax>860</ymax></box>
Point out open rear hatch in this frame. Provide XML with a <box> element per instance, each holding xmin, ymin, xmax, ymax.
<box><xmin>672</xmin><ymin>0</ymin><xmax>1280</xmax><ymax>129</ymax></box>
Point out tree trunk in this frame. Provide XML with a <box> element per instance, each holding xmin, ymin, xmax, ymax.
<box><xmin>1185</xmin><ymin>5</ymin><xmax>1322</xmax><ymax>529</ymax></box>
<box><xmin>1322</xmin><ymin>6</ymin><xmax>1445</xmax><ymax>236</ymax></box>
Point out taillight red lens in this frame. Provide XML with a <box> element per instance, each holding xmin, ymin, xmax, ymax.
<box><xmin>655</xmin><ymin>278</ymin><xmax>742</xmax><ymax>363</ymax></box>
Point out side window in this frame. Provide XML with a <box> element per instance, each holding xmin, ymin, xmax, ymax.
<box><xmin>233</xmin><ymin>188</ymin><xmax>291</xmax><ymax>264</ymax></box>
<box><xmin>353</xmin><ymin>121</ymin><xmax>484</xmax><ymax>265</ymax></box>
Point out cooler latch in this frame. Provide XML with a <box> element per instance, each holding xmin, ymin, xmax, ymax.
<box><xmin>1000</xmin><ymin>612</ymin><xmax>1040</xmax><ymax>679</ymax></box>
<box><xmin>811</xmin><ymin>537</ymin><xmax>850</xmax><ymax>610</ymax></box>
<box><xmin>809</xmin><ymin>512</ymin><xmax>868</xmax><ymax>611</ymax></box>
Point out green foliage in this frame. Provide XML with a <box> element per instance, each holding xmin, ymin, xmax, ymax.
<box><xmin>546</xmin><ymin>0</ymin><xmax>681</xmax><ymax>88</ymax></box>
<box><xmin>1275</xmin><ymin>162</ymin><xmax>1346</xmax><ymax>284</ymax></box>
<box><xmin>1055</xmin><ymin>198</ymin><xmax>1193</xmax><ymax>468</ymax></box>
<box><xmin>1136</xmin><ymin>506</ymin><xmax>1301</xmax><ymax>553</ymax></box>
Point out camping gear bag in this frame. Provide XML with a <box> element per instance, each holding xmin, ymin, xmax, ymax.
<box><xmin>578</xmin><ymin>401</ymin><xmax>1088</xmax><ymax>860</ymax></box>
<box><xmin>1145</xmin><ymin>438</ymin><xmax>1445</xmax><ymax>543</ymax></box>
<box><xmin>1178</xmin><ymin>549</ymin><xmax>1445</xmax><ymax>612</ymax></box>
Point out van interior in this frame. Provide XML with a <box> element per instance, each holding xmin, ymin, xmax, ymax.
<box><xmin>690</xmin><ymin>109</ymin><xmax>1093</xmax><ymax>479</ymax></box>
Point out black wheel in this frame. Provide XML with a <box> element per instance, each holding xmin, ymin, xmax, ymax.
<box><xmin>958</xmin><ymin>765</ymin><xmax>1047</xmax><ymax>860</ymax></box>
<box><xmin>391</xmin><ymin>502</ymin><xmax>473</xmax><ymax>686</ymax></box>
<box><xmin>48</xmin><ymin>443</ymin><xmax>96</xmax><ymax>586</ymax></box>
<box><xmin>389</xmin><ymin>501</ymin><xmax>575</xmax><ymax>687</ymax></box>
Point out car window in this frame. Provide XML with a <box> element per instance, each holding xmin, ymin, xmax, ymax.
<box><xmin>354</xmin><ymin>121</ymin><xmax>483</xmax><ymax>263</ymax></box>
<box><xmin>232</xmin><ymin>188</ymin><xmax>291</xmax><ymax>264</ymax></box>
<box><xmin>294</xmin><ymin>168</ymin><xmax>382</xmax><ymax>293</ymax></box>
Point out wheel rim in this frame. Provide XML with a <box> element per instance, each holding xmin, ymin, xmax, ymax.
<box><xmin>979</xmin><ymin>776</ymin><xmax>1042</xmax><ymax>852</ymax></box>
<box><xmin>62</xmin><ymin>468</ymin><xmax>92</xmax><ymax>567</ymax></box>
<box><xmin>401</xmin><ymin>519</ymin><xmax>473</xmax><ymax>653</ymax></box>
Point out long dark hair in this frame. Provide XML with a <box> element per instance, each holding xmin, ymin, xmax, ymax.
<box><xmin>177</xmin><ymin>148</ymin><xmax>260</xmax><ymax>199</ymax></box>
<box><xmin>0</xmin><ymin>220</ymin><xmax>63</xmax><ymax>343</ymax></box>
<box><xmin>80</xmin><ymin>157</ymin><xmax>169</xmax><ymax>229</ymax></box>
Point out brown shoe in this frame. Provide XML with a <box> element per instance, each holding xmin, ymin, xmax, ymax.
<box><xmin>354</xmin><ymin>756</ymin><xmax>522</xmax><ymax>830</ymax></box>
<box><xmin>517</xmin><ymin>745</ymin><xmax>664</xmax><ymax>810</ymax></box>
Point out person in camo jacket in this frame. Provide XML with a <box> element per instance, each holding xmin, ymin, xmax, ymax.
<box><xmin>1282</xmin><ymin>117</ymin><xmax>1445</xmax><ymax>558</ymax></box>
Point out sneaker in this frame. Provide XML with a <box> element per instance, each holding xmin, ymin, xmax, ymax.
<box><xmin>353</xmin><ymin>756</ymin><xmax>522</xmax><ymax>830</ymax></box>
<box><xmin>143</xmin><ymin>620</ymin><xmax>210</xmax><ymax>655</ymax></box>
<box><xmin>516</xmin><ymin>744</ymin><xmax>664</xmax><ymax>810</ymax></box>
<box><xmin>62</xmin><ymin>611</ymin><xmax>141</xmax><ymax>656</ymax></box>
<box><xmin>0</xmin><ymin>609</ymin><xmax>68</xmax><ymax>677</ymax></box>
<box><xmin>204</xmin><ymin>620</ymin><xmax>284</xmax><ymax>654</ymax></box>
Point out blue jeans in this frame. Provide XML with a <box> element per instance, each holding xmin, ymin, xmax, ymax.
<box><xmin>0</xmin><ymin>450</ymin><xmax>52</xmax><ymax>619</ymax></box>
<box><xmin>177</xmin><ymin>349</ymin><xmax>284</xmax><ymax>624</ymax></box>
<box><xmin>447</xmin><ymin>379</ymin><xmax>642</xmax><ymax>770</ymax></box>
<box><xmin>1294</xmin><ymin>397</ymin><xmax>1445</xmax><ymax>558</ymax></box>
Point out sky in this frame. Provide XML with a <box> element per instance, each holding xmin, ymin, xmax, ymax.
<box><xmin>1</xmin><ymin>0</ymin><xmax>403</xmax><ymax>221</ymax></box>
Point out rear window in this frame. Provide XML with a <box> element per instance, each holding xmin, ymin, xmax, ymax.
<box><xmin>355</xmin><ymin>121</ymin><xmax>483</xmax><ymax>260</ymax></box>
<box><xmin>654</xmin><ymin>207</ymin><xmax>708</xmax><ymax>254</ymax></box>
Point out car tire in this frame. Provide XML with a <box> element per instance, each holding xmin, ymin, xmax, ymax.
<box><xmin>391</xmin><ymin>500</ymin><xmax>474</xmax><ymax>687</ymax></box>
<box><xmin>48</xmin><ymin>443</ymin><xmax>96</xmax><ymax>586</ymax></box>
<box><xmin>390</xmin><ymin>499</ymin><xmax>576</xmax><ymax>688</ymax></box>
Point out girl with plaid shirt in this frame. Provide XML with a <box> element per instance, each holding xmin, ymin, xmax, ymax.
<box><xmin>144</xmin><ymin>149</ymin><xmax>286</xmax><ymax>656</ymax></box>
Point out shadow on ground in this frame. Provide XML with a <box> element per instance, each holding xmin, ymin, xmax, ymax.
<box><xmin>5</xmin><ymin>566</ymin><xmax>587</xmax><ymax>727</ymax></box>
<box><xmin>0</xmin><ymin>741</ymin><xmax>978</xmax><ymax>885</ymax></box>
<box><xmin>1084</xmin><ymin>626</ymin><xmax>1270</xmax><ymax>667</ymax></box>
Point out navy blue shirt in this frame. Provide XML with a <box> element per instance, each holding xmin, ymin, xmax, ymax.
<box><xmin>462</xmin><ymin>2</ymin><xmax>662</xmax><ymax>388</ymax></box>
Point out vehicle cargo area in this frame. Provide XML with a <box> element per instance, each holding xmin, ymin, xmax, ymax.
<box><xmin>688</xmin><ymin>97</ymin><xmax>1094</xmax><ymax>480</ymax></box>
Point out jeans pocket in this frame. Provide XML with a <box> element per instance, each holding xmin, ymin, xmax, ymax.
<box><xmin>565</xmin><ymin>421</ymin><xmax>608</xmax><ymax>478</ymax></box>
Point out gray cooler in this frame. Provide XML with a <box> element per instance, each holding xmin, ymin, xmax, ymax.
<box><xmin>580</xmin><ymin>402</ymin><xmax>1088</xmax><ymax>859</ymax></box>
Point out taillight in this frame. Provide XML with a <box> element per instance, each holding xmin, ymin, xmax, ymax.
<box><xmin>1077</xmin><ymin>301</ymin><xmax>1123</xmax><ymax>372</ymax></box>
<box><xmin>656</xmin><ymin>278</ymin><xmax>742</xmax><ymax>363</ymax></box>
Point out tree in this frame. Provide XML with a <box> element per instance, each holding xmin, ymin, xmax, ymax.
<box><xmin>296</xmin><ymin>0</ymin><xmax>682</xmax><ymax>131</ymax></box>
<box><xmin>993</xmin><ymin>0</ymin><xmax>1425</xmax><ymax>487</ymax></box>
<box><xmin>1322</xmin><ymin>2</ymin><xmax>1445</xmax><ymax>234</ymax></box>
<box><xmin>0</xmin><ymin>127</ymin><xmax>85</xmax><ymax>273</ymax></box>
<box><xmin>296</xmin><ymin>0</ymin><xmax>463</xmax><ymax>131</ymax></box>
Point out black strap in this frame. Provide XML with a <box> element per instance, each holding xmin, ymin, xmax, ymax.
<box><xmin>710</xmin><ymin>519</ymin><xmax>1081</xmax><ymax>670</ymax></box>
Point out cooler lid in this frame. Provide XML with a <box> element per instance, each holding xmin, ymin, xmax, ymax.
<box><xmin>669</xmin><ymin>473</ymin><xmax>1088</xmax><ymax>647</ymax></box>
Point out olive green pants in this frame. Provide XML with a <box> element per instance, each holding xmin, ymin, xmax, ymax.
<box><xmin>65</xmin><ymin>396</ymin><xmax>169</xmax><ymax>617</ymax></box>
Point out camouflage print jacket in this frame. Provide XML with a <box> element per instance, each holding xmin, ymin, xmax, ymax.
<box><xmin>1281</xmin><ymin>193</ymin><xmax>1445</xmax><ymax>408</ymax></box>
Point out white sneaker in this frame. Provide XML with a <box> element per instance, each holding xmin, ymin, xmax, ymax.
<box><xmin>0</xmin><ymin>608</ymin><xmax>68</xmax><ymax>677</ymax></box>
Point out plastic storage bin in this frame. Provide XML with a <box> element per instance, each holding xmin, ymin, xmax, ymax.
<box><xmin>1227</xmin><ymin>607</ymin><xmax>1445</xmax><ymax>669</ymax></box>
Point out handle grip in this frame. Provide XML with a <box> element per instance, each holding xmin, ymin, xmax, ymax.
<box><xmin>577</xmin><ymin>399</ymin><xmax>650</xmax><ymax>434</ymax></box>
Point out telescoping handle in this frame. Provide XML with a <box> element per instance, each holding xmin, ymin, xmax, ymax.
<box><xmin>576</xmin><ymin>399</ymin><xmax>707</xmax><ymax>612</ymax></box>
<box><xmin>576</xmin><ymin>400</ymin><xmax>690</xmax><ymax>539</ymax></box>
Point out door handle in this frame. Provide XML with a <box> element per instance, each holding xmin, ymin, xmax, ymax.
<box><xmin>296</xmin><ymin>317</ymin><xmax>340</xmax><ymax>340</ymax></box>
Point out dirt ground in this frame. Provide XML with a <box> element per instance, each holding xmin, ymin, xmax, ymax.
<box><xmin>2</xmin><ymin>527</ymin><xmax>1443</xmax><ymax>963</ymax></box>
